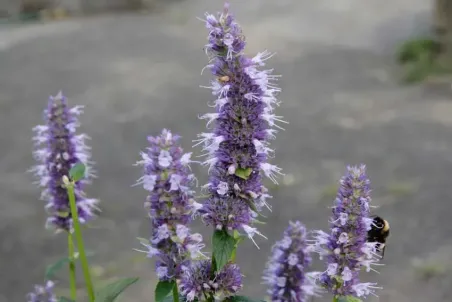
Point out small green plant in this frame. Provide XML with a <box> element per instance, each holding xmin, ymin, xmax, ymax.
<box><xmin>395</xmin><ymin>37</ymin><xmax>452</xmax><ymax>83</ymax></box>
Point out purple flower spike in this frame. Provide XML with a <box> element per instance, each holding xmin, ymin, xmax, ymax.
<box><xmin>27</xmin><ymin>280</ymin><xmax>57</xmax><ymax>302</ymax></box>
<box><xmin>196</xmin><ymin>2</ymin><xmax>285</xmax><ymax>246</ymax></box>
<box><xmin>30</xmin><ymin>92</ymin><xmax>98</xmax><ymax>232</ymax></box>
<box><xmin>312</xmin><ymin>165</ymin><xmax>381</xmax><ymax>298</ymax></box>
<box><xmin>179</xmin><ymin>260</ymin><xmax>242</xmax><ymax>301</ymax></box>
<box><xmin>135</xmin><ymin>129</ymin><xmax>205</xmax><ymax>281</ymax></box>
<box><xmin>263</xmin><ymin>221</ymin><xmax>321</xmax><ymax>302</ymax></box>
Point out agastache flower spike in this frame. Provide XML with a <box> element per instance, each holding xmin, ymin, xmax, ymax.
<box><xmin>263</xmin><ymin>221</ymin><xmax>321</xmax><ymax>302</ymax></box>
<box><xmin>26</xmin><ymin>280</ymin><xmax>57</xmax><ymax>302</ymax></box>
<box><xmin>197</xmin><ymin>2</ymin><xmax>285</xmax><ymax>245</ymax></box>
<box><xmin>313</xmin><ymin>165</ymin><xmax>382</xmax><ymax>298</ymax></box>
<box><xmin>135</xmin><ymin>129</ymin><xmax>205</xmax><ymax>281</ymax></box>
<box><xmin>179</xmin><ymin>260</ymin><xmax>242</xmax><ymax>301</ymax></box>
<box><xmin>30</xmin><ymin>92</ymin><xmax>98</xmax><ymax>232</ymax></box>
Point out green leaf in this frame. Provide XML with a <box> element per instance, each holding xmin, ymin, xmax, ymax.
<box><xmin>212</xmin><ymin>229</ymin><xmax>236</xmax><ymax>272</ymax></box>
<box><xmin>336</xmin><ymin>296</ymin><xmax>363</xmax><ymax>302</ymax></box>
<box><xmin>56</xmin><ymin>211</ymin><xmax>70</xmax><ymax>218</ymax></box>
<box><xmin>69</xmin><ymin>162</ymin><xmax>86</xmax><ymax>182</ymax></box>
<box><xmin>155</xmin><ymin>280</ymin><xmax>175</xmax><ymax>302</ymax></box>
<box><xmin>252</xmin><ymin>219</ymin><xmax>266</xmax><ymax>225</ymax></box>
<box><xmin>95</xmin><ymin>277</ymin><xmax>139</xmax><ymax>302</ymax></box>
<box><xmin>58</xmin><ymin>297</ymin><xmax>75</xmax><ymax>302</ymax></box>
<box><xmin>230</xmin><ymin>230</ymin><xmax>243</xmax><ymax>262</ymax></box>
<box><xmin>162</xmin><ymin>295</ymin><xmax>191</xmax><ymax>302</ymax></box>
<box><xmin>45</xmin><ymin>257</ymin><xmax>70</xmax><ymax>280</ymax></box>
<box><xmin>44</xmin><ymin>250</ymin><xmax>95</xmax><ymax>280</ymax></box>
<box><xmin>241</xmin><ymin>196</ymin><xmax>258</xmax><ymax>212</ymax></box>
<box><xmin>223</xmin><ymin>296</ymin><xmax>266</xmax><ymax>302</ymax></box>
<box><xmin>234</xmin><ymin>167</ymin><xmax>253</xmax><ymax>180</ymax></box>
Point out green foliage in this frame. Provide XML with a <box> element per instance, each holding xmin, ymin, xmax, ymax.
<box><xmin>69</xmin><ymin>162</ymin><xmax>86</xmax><ymax>182</ymax></box>
<box><xmin>395</xmin><ymin>37</ymin><xmax>449</xmax><ymax>83</ymax></box>
<box><xmin>223</xmin><ymin>296</ymin><xmax>266</xmax><ymax>302</ymax></box>
<box><xmin>336</xmin><ymin>296</ymin><xmax>362</xmax><ymax>302</ymax></box>
<box><xmin>230</xmin><ymin>230</ymin><xmax>246</xmax><ymax>262</ymax></box>
<box><xmin>45</xmin><ymin>257</ymin><xmax>70</xmax><ymax>280</ymax></box>
<box><xmin>45</xmin><ymin>250</ymin><xmax>94</xmax><ymax>280</ymax></box>
<box><xmin>58</xmin><ymin>297</ymin><xmax>75</xmax><ymax>302</ymax></box>
<box><xmin>234</xmin><ymin>167</ymin><xmax>253</xmax><ymax>180</ymax></box>
<box><xmin>155</xmin><ymin>280</ymin><xmax>176</xmax><ymax>302</ymax></box>
<box><xmin>397</xmin><ymin>38</ymin><xmax>440</xmax><ymax>64</ymax></box>
<box><xmin>95</xmin><ymin>277</ymin><xmax>139</xmax><ymax>302</ymax></box>
<box><xmin>163</xmin><ymin>295</ymin><xmax>190</xmax><ymax>302</ymax></box>
<box><xmin>212</xmin><ymin>229</ymin><xmax>237</xmax><ymax>271</ymax></box>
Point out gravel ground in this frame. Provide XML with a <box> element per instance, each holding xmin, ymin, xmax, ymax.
<box><xmin>1</xmin><ymin>0</ymin><xmax>452</xmax><ymax>301</ymax></box>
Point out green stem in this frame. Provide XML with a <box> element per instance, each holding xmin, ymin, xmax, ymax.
<box><xmin>172</xmin><ymin>284</ymin><xmax>179</xmax><ymax>302</ymax></box>
<box><xmin>68</xmin><ymin>233</ymin><xmax>77</xmax><ymax>300</ymax></box>
<box><xmin>202</xmin><ymin>291</ymin><xmax>209</xmax><ymax>302</ymax></box>
<box><xmin>333</xmin><ymin>296</ymin><xmax>339</xmax><ymax>302</ymax></box>
<box><xmin>67</xmin><ymin>183</ymin><xmax>95</xmax><ymax>302</ymax></box>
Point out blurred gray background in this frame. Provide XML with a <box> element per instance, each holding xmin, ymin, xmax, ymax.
<box><xmin>1</xmin><ymin>0</ymin><xmax>452</xmax><ymax>301</ymax></box>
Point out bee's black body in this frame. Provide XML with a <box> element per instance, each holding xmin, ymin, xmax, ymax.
<box><xmin>366</xmin><ymin>215</ymin><xmax>390</xmax><ymax>258</ymax></box>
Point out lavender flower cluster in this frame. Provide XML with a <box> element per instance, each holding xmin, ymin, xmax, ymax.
<box><xmin>30</xmin><ymin>92</ymin><xmax>98</xmax><ymax>232</ymax></box>
<box><xmin>263</xmin><ymin>221</ymin><xmax>320</xmax><ymax>302</ymax></box>
<box><xmin>135</xmin><ymin>129</ymin><xmax>205</xmax><ymax>281</ymax></box>
<box><xmin>312</xmin><ymin>165</ymin><xmax>381</xmax><ymax>298</ymax></box>
<box><xmin>195</xmin><ymin>2</ymin><xmax>284</xmax><ymax>245</ymax></box>
<box><xmin>180</xmin><ymin>260</ymin><xmax>242</xmax><ymax>301</ymax></box>
<box><xmin>27</xmin><ymin>280</ymin><xmax>57</xmax><ymax>302</ymax></box>
<box><xmin>27</xmin><ymin>3</ymin><xmax>386</xmax><ymax>302</ymax></box>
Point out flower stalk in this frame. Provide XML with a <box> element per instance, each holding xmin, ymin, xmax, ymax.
<box><xmin>65</xmin><ymin>177</ymin><xmax>95</xmax><ymax>302</ymax></box>
<box><xmin>68</xmin><ymin>233</ymin><xmax>77</xmax><ymax>300</ymax></box>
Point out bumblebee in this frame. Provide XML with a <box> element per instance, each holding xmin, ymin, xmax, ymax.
<box><xmin>366</xmin><ymin>216</ymin><xmax>390</xmax><ymax>258</ymax></box>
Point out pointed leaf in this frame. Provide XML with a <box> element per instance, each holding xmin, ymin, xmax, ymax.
<box><xmin>337</xmin><ymin>296</ymin><xmax>363</xmax><ymax>302</ymax></box>
<box><xmin>242</xmin><ymin>197</ymin><xmax>258</xmax><ymax>213</ymax></box>
<box><xmin>69</xmin><ymin>162</ymin><xmax>86</xmax><ymax>182</ymax></box>
<box><xmin>95</xmin><ymin>277</ymin><xmax>139</xmax><ymax>302</ymax></box>
<box><xmin>45</xmin><ymin>257</ymin><xmax>70</xmax><ymax>280</ymax></box>
<box><xmin>56</xmin><ymin>211</ymin><xmax>70</xmax><ymax>218</ymax></box>
<box><xmin>212</xmin><ymin>229</ymin><xmax>236</xmax><ymax>271</ymax></box>
<box><xmin>163</xmin><ymin>294</ymin><xmax>192</xmax><ymax>302</ymax></box>
<box><xmin>155</xmin><ymin>280</ymin><xmax>175</xmax><ymax>302</ymax></box>
<box><xmin>223</xmin><ymin>296</ymin><xmax>266</xmax><ymax>302</ymax></box>
<box><xmin>234</xmin><ymin>167</ymin><xmax>253</xmax><ymax>180</ymax></box>
<box><xmin>230</xmin><ymin>230</ymin><xmax>242</xmax><ymax>262</ymax></box>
